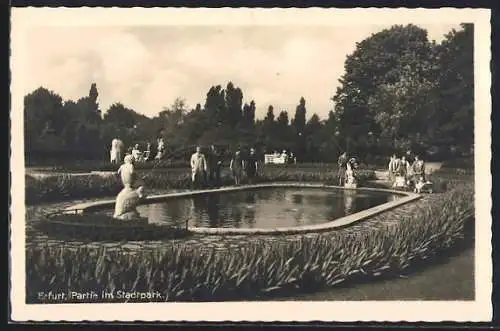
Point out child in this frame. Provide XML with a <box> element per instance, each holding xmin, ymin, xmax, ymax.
<box><xmin>414</xmin><ymin>176</ymin><xmax>434</xmax><ymax>194</ymax></box>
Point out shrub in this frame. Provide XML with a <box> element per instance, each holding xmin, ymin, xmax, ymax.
<box><xmin>39</xmin><ymin>161</ymin><xmax>350</xmax><ymax>173</ymax></box>
<box><xmin>441</xmin><ymin>157</ymin><xmax>474</xmax><ymax>170</ymax></box>
<box><xmin>26</xmin><ymin>182</ymin><xmax>474</xmax><ymax>303</ymax></box>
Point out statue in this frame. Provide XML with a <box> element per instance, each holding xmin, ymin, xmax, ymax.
<box><xmin>113</xmin><ymin>186</ymin><xmax>146</xmax><ymax>220</ymax></box>
<box><xmin>113</xmin><ymin>155</ymin><xmax>147</xmax><ymax>221</ymax></box>
<box><xmin>155</xmin><ymin>137</ymin><xmax>165</xmax><ymax>159</ymax></box>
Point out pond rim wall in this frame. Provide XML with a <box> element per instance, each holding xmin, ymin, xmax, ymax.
<box><xmin>65</xmin><ymin>182</ymin><xmax>422</xmax><ymax>236</ymax></box>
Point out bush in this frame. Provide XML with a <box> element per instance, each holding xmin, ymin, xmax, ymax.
<box><xmin>441</xmin><ymin>157</ymin><xmax>474</xmax><ymax>170</ymax></box>
<box><xmin>25</xmin><ymin>168</ymin><xmax>376</xmax><ymax>204</ymax></box>
<box><xmin>25</xmin><ymin>174</ymin><xmax>123</xmax><ymax>204</ymax></box>
<box><xmin>26</xmin><ymin>182</ymin><xmax>474</xmax><ymax>303</ymax></box>
<box><xmin>35</xmin><ymin>161</ymin><xmax>352</xmax><ymax>173</ymax></box>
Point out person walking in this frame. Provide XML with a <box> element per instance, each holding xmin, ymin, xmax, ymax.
<box><xmin>244</xmin><ymin>148</ymin><xmax>259</xmax><ymax>185</ymax></box>
<box><xmin>207</xmin><ymin>145</ymin><xmax>222</xmax><ymax>187</ymax></box>
<box><xmin>230</xmin><ymin>150</ymin><xmax>244</xmax><ymax>186</ymax></box>
<box><xmin>337</xmin><ymin>152</ymin><xmax>348</xmax><ymax>186</ymax></box>
<box><xmin>190</xmin><ymin>146</ymin><xmax>207</xmax><ymax>189</ymax></box>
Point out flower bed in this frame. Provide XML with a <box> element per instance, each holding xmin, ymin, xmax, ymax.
<box><xmin>26</xmin><ymin>181</ymin><xmax>473</xmax><ymax>303</ymax></box>
<box><xmin>25</xmin><ymin>168</ymin><xmax>376</xmax><ymax>204</ymax></box>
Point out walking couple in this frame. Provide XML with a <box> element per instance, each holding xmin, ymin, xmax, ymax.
<box><xmin>229</xmin><ymin>147</ymin><xmax>259</xmax><ymax>186</ymax></box>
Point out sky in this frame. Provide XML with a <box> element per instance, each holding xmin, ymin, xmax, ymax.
<box><xmin>22</xmin><ymin>23</ymin><xmax>462</xmax><ymax>120</ymax></box>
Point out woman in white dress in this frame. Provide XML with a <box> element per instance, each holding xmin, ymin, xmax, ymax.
<box><xmin>110</xmin><ymin>139</ymin><xmax>119</xmax><ymax>164</ymax></box>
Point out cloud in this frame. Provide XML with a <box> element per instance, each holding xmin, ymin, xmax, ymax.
<box><xmin>21</xmin><ymin>23</ymin><xmax>462</xmax><ymax>120</ymax></box>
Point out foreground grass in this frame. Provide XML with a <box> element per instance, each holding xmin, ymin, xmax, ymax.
<box><xmin>270</xmin><ymin>245</ymin><xmax>474</xmax><ymax>301</ymax></box>
<box><xmin>26</xmin><ymin>179</ymin><xmax>474</xmax><ymax>303</ymax></box>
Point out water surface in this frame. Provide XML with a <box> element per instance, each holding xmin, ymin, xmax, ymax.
<box><xmin>121</xmin><ymin>187</ymin><xmax>400</xmax><ymax>229</ymax></box>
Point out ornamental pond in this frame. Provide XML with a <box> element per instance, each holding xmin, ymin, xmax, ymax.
<box><xmin>98</xmin><ymin>186</ymin><xmax>402</xmax><ymax>229</ymax></box>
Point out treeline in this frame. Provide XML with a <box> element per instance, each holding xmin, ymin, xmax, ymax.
<box><xmin>24</xmin><ymin>23</ymin><xmax>473</xmax><ymax>165</ymax></box>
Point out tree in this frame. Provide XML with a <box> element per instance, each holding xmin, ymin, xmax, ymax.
<box><xmin>103</xmin><ymin>103</ymin><xmax>139</xmax><ymax>128</ymax></box>
<box><xmin>87</xmin><ymin>83</ymin><xmax>102</xmax><ymax>124</ymax></box>
<box><xmin>367</xmin><ymin>63</ymin><xmax>438</xmax><ymax>151</ymax></box>
<box><xmin>225</xmin><ymin>82</ymin><xmax>244</xmax><ymax>127</ymax></box>
<box><xmin>292</xmin><ymin>97</ymin><xmax>307</xmax><ymax>160</ymax></box>
<box><xmin>156</xmin><ymin>98</ymin><xmax>189</xmax><ymax>145</ymax></box>
<box><xmin>293</xmin><ymin>97</ymin><xmax>307</xmax><ymax>135</ymax></box>
<box><xmin>204</xmin><ymin>85</ymin><xmax>225</xmax><ymax>126</ymax></box>
<box><xmin>304</xmin><ymin>113</ymin><xmax>322</xmax><ymax>161</ymax></box>
<box><xmin>275</xmin><ymin>110</ymin><xmax>294</xmax><ymax>150</ymax></box>
<box><xmin>242</xmin><ymin>100</ymin><xmax>256</xmax><ymax>127</ymax></box>
<box><xmin>333</xmin><ymin>24</ymin><xmax>436</xmax><ymax>154</ymax></box>
<box><xmin>24</xmin><ymin>87</ymin><xmax>64</xmax><ymax>151</ymax></box>
<box><xmin>432</xmin><ymin>23</ymin><xmax>474</xmax><ymax>155</ymax></box>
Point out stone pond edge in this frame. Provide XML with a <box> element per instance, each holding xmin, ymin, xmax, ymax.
<box><xmin>63</xmin><ymin>182</ymin><xmax>422</xmax><ymax>236</ymax></box>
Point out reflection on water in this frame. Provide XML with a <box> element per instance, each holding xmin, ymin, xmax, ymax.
<box><xmin>344</xmin><ymin>190</ymin><xmax>356</xmax><ymax>214</ymax></box>
<box><xmin>134</xmin><ymin>188</ymin><xmax>400</xmax><ymax>229</ymax></box>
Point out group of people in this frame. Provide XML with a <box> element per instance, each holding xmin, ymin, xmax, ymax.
<box><xmin>113</xmin><ymin>137</ymin><xmax>433</xmax><ymax>194</ymax></box>
<box><xmin>336</xmin><ymin>151</ymin><xmax>432</xmax><ymax>193</ymax></box>
<box><xmin>190</xmin><ymin>145</ymin><xmax>260</xmax><ymax>189</ymax></box>
<box><xmin>110</xmin><ymin>138</ymin><xmax>166</xmax><ymax>165</ymax></box>
<box><xmin>272</xmin><ymin>150</ymin><xmax>296</xmax><ymax>164</ymax></box>
<box><xmin>388</xmin><ymin>153</ymin><xmax>430</xmax><ymax>192</ymax></box>
<box><xmin>337</xmin><ymin>152</ymin><xmax>359</xmax><ymax>186</ymax></box>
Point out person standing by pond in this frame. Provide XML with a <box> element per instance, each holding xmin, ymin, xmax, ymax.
<box><xmin>230</xmin><ymin>150</ymin><xmax>244</xmax><ymax>186</ymax></box>
<box><xmin>155</xmin><ymin>137</ymin><xmax>165</xmax><ymax>160</ymax></box>
<box><xmin>337</xmin><ymin>152</ymin><xmax>348</xmax><ymax>186</ymax></box>
<box><xmin>412</xmin><ymin>154</ymin><xmax>426</xmax><ymax>182</ymax></box>
<box><xmin>244</xmin><ymin>148</ymin><xmax>259</xmax><ymax>185</ymax></box>
<box><xmin>388</xmin><ymin>154</ymin><xmax>396</xmax><ymax>182</ymax></box>
<box><xmin>399</xmin><ymin>155</ymin><xmax>410</xmax><ymax>179</ymax></box>
<box><xmin>190</xmin><ymin>146</ymin><xmax>207</xmax><ymax>189</ymax></box>
<box><xmin>207</xmin><ymin>145</ymin><xmax>222</xmax><ymax>188</ymax></box>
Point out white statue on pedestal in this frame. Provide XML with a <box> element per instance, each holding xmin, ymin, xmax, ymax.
<box><xmin>113</xmin><ymin>155</ymin><xmax>147</xmax><ymax>221</ymax></box>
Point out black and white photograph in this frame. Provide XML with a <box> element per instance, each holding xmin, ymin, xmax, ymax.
<box><xmin>10</xmin><ymin>7</ymin><xmax>492</xmax><ymax>322</ymax></box>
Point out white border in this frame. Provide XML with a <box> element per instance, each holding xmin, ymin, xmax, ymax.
<box><xmin>10</xmin><ymin>7</ymin><xmax>492</xmax><ymax>322</ymax></box>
